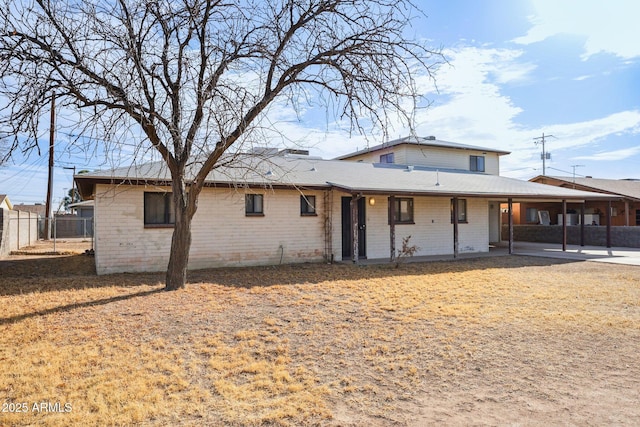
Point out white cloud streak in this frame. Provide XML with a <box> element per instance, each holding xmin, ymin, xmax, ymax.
<box><xmin>513</xmin><ymin>0</ymin><xmax>640</xmax><ymax>60</ymax></box>
<box><xmin>572</xmin><ymin>145</ymin><xmax>640</xmax><ymax>161</ymax></box>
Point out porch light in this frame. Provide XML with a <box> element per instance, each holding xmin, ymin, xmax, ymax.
<box><xmin>369</xmin><ymin>197</ymin><xmax>375</xmax><ymax>206</ymax></box>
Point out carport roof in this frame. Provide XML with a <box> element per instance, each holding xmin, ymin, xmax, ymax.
<box><xmin>75</xmin><ymin>156</ymin><xmax>616</xmax><ymax>202</ymax></box>
<box><xmin>531</xmin><ymin>175</ymin><xmax>640</xmax><ymax>201</ymax></box>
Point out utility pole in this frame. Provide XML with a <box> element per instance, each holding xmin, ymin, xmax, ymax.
<box><xmin>533</xmin><ymin>132</ymin><xmax>555</xmax><ymax>175</ymax></box>
<box><xmin>44</xmin><ymin>92</ymin><xmax>55</xmax><ymax>240</ymax></box>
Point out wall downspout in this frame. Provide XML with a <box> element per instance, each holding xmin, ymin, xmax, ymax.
<box><xmin>452</xmin><ymin>197</ymin><xmax>459</xmax><ymax>258</ymax></box>
<box><xmin>323</xmin><ymin>189</ymin><xmax>333</xmax><ymax>263</ymax></box>
<box><xmin>389</xmin><ymin>195</ymin><xmax>396</xmax><ymax>262</ymax></box>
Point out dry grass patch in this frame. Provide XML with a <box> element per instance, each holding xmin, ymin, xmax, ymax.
<box><xmin>1</xmin><ymin>255</ymin><xmax>639</xmax><ymax>426</ymax></box>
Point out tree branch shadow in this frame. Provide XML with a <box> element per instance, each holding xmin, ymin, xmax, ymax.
<box><xmin>0</xmin><ymin>287</ymin><xmax>164</xmax><ymax>326</ymax></box>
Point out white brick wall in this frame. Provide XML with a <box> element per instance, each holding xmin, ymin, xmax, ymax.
<box><xmin>94</xmin><ymin>185</ymin><xmax>327</xmax><ymax>274</ymax></box>
<box><xmin>93</xmin><ymin>183</ymin><xmax>492</xmax><ymax>273</ymax></box>
<box><xmin>331</xmin><ymin>194</ymin><xmax>489</xmax><ymax>261</ymax></box>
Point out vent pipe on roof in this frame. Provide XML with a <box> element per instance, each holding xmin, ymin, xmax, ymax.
<box><xmin>426</xmin><ymin>136</ymin><xmax>436</xmax><ymax>140</ymax></box>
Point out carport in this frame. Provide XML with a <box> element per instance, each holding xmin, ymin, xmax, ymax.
<box><xmin>503</xmin><ymin>194</ymin><xmax>620</xmax><ymax>254</ymax></box>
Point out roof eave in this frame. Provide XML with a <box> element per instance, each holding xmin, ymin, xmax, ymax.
<box><xmin>336</xmin><ymin>141</ymin><xmax>511</xmax><ymax>160</ymax></box>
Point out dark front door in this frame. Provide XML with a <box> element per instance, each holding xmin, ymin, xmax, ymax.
<box><xmin>341</xmin><ymin>196</ymin><xmax>366</xmax><ymax>259</ymax></box>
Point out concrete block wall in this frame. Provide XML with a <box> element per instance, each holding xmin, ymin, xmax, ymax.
<box><xmin>93</xmin><ymin>183</ymin><xmax>494</xmax><ymax>273</ymax></box>
<box><xmin>334</xmin><ymin>194</ymin><xmax>489</xmax><ymax>261</ymax></box>
<box><xmin>189</xmin><ymin>188</ymin><xmax>326</xmax><ymax>270</ymax></box>
<box><xmin>501</xmin><ymin>224</ymin><xmax>640</xmax><ymax>248</ymax></box>
<box><xmin>0</xmin><ymin>209</ymin><xmax>38</xmax><ymax>256</ymax></box>
<box><xmin>94</xmin><ymin>185</ymin><xmax>327</xmax><ymax>274</ymax></box>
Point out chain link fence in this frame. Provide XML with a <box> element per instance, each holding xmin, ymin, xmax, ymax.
<box><xmin>1</xmin><ymin>212</ymin><xmax>94</xmax><ymax>255</ymax></box>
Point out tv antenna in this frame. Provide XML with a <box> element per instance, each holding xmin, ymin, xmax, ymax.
<box><xmin>571</xmin><ymin>164</ymin><xmax>585</xmax><ymax>188</ymax></box>
<box><xmin>533</xmin><ymin>133</ymin><xmax>556</xmax><ymax>175</ymax></box>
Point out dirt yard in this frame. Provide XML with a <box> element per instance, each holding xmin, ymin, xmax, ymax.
<box><xmin>0</xmin><ymin>249</ymin><xmax>639</xmax><ymax>426</ymax></box>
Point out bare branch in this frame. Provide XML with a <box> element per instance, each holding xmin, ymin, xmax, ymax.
<box><xmin>0</xmin><ymin>0</ymin><xmax>444</xmax><ymax>288</ymax></box>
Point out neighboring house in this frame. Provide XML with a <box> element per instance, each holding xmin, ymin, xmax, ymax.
<box><xmin>60</xmin><ymin>200</ymin><xmax>94</xmax><ymax>237</ymax></box>
<box><xmin>12</xmin><ymin>203</ymin><xmax>46</xmax><ymax>217</ymax></box>
<box><xmin>0</xmin><ymin>194</ymin><xmax>12</xmax><ymax>211</ymax></box>
<box><xmin>75</xmin><ymin>139</ymin><xmax>613</xmax><ymax>275</ymax></box>
<box><xmin>507</xmin><ymin>176</ymin><xmax>640</xmax><ymax>227</ymax></box>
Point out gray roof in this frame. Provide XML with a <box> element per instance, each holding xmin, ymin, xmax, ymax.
<box><xmin>11</xmin><ymin>203</ymin><xmax>46</xmax><ymax>216</ymax></box>
<box><xmin>76</xmin><ymin>155</ymin><xmax>614</xmax><ymax>201</ymax></box>
<box><xmin>532</xmin><ymin>176</ymin><xmax>640</xmax><ymax>201</ymax></box>
<box><xmin>335</xmin><ymin>135</ymin><xmax>510</xmax><ymax>159</ymax></box>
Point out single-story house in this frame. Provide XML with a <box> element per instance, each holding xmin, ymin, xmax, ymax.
<box><xmin>75</xmin><ymin>137</ymin><xmax>616</xmax><ymax>275</ymax></box>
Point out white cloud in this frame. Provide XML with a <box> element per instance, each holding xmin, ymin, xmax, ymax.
<box><xmin>513</xmin><ymin>0</ymin><xmax>640</xmax><ymax>60</ymax></box>
<box><xmin>413</xmin><ymin>47</ymin><xmax>529</xmax><ymax>147</ymax></box>
<box><xmin>398</xmin><ymin>44</ymin><xmax>640</xmax><ymax>179</ymax></box>
<box><xmin>479</xmin><ymin>110</ymin><xmax>640</xmax><ymax>179</ymax></box>
<box><xmin>572</xmin><ymin>145</ymin><xmax>640</xmax><ymax>161</ymax></box>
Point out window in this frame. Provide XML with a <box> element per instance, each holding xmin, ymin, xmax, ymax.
<box><xmin>144</xmin><ymin>192</ymin><xmax>175</xmax><ymax>226</ymax></box>
<box><xmin>300</xmin><ymin>195</ymin><xmax>316</xmax><ymax>215</ymax></box>
<box><xmin>525</xmin><ymin>207</ymin><xmax>539</xmax><ymax>223</ymax></box>
<box><xmin>245</xmin><ymin>194</ymin><xmax>264</xmax><ymax>215</ymax></box>
<box><xmin>380</xmin><ymin>153</ymin><xmax>395</xmax><ymax>164</ymax></box>
<box><xmin>470</xmin><ymin>155</ymin><xmax>485</xmax><ymax>172</ymax></box>
<box><xmin>451</xmin><ymin>198</ymin><xmax>467</xmax><ymax>223</ymax></box>
<box><xmin>389</xmin><ymin>197</ymin><xmax>414</xmax><ymax>224</ymax></box>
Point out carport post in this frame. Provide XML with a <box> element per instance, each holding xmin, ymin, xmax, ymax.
<box><xmin>580</xmin><ymin>203</ymin><xmax>585</xmax><ymax>247</ymax></box>
<box><xmin>606</xmin><ymin>200</ymin><xmax>612</xmax><ymax>248</ymax></box>
<box><xmin>508</xmin><ymin>198</ymin><xmax>513</xmax><ymax>254</ymax></box>
<box><xmin>562</xmin><ymin>199</ymin><xmax>567</xmax><ymax>252</ymax></box>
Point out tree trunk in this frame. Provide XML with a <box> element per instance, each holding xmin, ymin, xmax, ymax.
<box><xmin>165</xmin><ymin>185</ymin><xmax>194</xmax><ymax>291</ymax></box>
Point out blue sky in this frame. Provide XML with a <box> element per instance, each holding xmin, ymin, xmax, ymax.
<box><xmin>2</xmin><ymin>0</ymin><xmax>639</xmax><ymax>206</ymax></box>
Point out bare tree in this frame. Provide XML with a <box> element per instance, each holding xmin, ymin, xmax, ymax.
<box><xmin>0</xmin><ymin>0</ymin><xmax>443</xmax><ymax>290</ymax></box>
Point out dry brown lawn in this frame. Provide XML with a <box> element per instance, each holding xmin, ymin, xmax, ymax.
<box><xmin>0</xmin><ymin>250</ymin><xmax>639</xmax><ymax>426</ymax></box>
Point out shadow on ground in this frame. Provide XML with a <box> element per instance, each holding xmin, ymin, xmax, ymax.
<box><xmin>0</xmin><ymin>252</ymin><xmax>583</xmax><ymax>296</ymax></box>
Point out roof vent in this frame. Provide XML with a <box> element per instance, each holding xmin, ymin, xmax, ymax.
<box><xmin>279</xmin><ymin>148</ymin><xmax>309</xmax><ymax>156</ymax></box>
<box><xmin>585</xmin><ymin>176</ymin><xmax>592</xmax><ymax>179</ymax></box>
<box><xmin>425</xmin><ymin>136</ymin><xmax>436</xmax><ymax>140</ymax></box>
<box><xmin>250</xmin><ymin>147</ymin><xmax>279</xmax><ymax>156</ymax></box>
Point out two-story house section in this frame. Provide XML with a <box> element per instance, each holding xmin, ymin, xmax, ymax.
<box><xmin>335</xmin><ymin>135</ymin><xmax>510</xmax><ymax>175</ymax></box>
